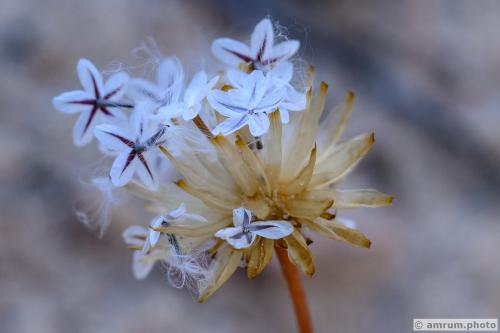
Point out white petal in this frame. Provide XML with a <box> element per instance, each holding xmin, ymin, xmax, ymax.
<box><xmin>212</xmin><ymin>38</ymin><xmax>253</xmax><ymax>66</ymax></box>
<box><xmin>279</xmin><ymin>108</ymin><xmax>290</xmax><ymax>124</ymax></box>
<box><xmin>110</xmin><ymin>150</ymin><xmax>138</xmax><ymax>187</ymax></box>
<box><xmin>212</xmin><ymin>114</ymin><xmax>249</xmax><ymax>136</ymax></box>
<box><xmin>266</xmin><ymin>40</ymin><xmax>300</xmax><ymax>64</ymax></box>
<box><xmin>248</xmin><ymin>113</ymin><xmax>270</xmax><ymax>136</ymax></box>
<box><xmin>94</xmin><ymin>124</ymin><xmax>134</xmax><ymax>151</ymax></box>
<box><xmin>251</xmin><ymin>18</ymin><xmax>274</xmax><ymax>59</ymax></box>
<box><xmin>208</xmin><ymin>90</ymin><xmax>249</xmax><ymax>117</ymax></box>
<box><xmin>77</xmin><ymin>58</ymin><xmax>103</xmax><ymax>95</ymax></box>
<box><xmin>246</xmin><ymin>70</ymin><xmax>268</xmax><ymax>108</ymax></box>
<box><xmin>184</xmin><ymin>71</ymin><xmax>207</xmax><ymax>106</ymax></box>
<box><xmin>281</xmin><ymin>85</ymin><xmax>306</xmax><ymax>111</ymax></box>
<box><xmin>72</xmin><ymin>109</ymin><xmax>97</xmax><ymax>146</ymax></box>
<box><xmin>148</xmin><ymin>216</ymin><xmax>163</xmax><ymax>247</ymax></box>
<box><xmin>104</xmin><ymin>72</ymin><xmax>129</xmax><ymax>101</ymax></box>
<box><xmin>123</xmin><ymin>225</ymin><xmax>148</xmax><ymax>247</ymax></box>
<box><xmin>127</xmin><ymin>78</ymin><xmax>163</xmax><ymax>103</ymax></box>
<box><xmin>182</xmin><ymin>104</ymin><xmax>201</xmax><ymax>121</ymax></box>
<box><xmin>52</xmin><ymin>90</ymin><xmax>93</xmax><ymax>114</ymax></box>
<box><xmin>226</xmin><ymin>70</ymin><xmax>250</xmax><ymax>90</ymax></box>
<box><xmin>132</xmin><ymin>251</ymin><xmax>155</xmax><ymax>279</ymax></box>
<box><xmin>168</xmin><ymin>203</ymin><xmax>187</xmax><ymax>219</ymax></box>
<box><xmin>255</xmin><ymin>86</ymin><xmax>284</xmax><ymax>113</ymax></box>
<box><xmin>232</xmin><ymin>207</ymin><xmax>252</xmax><ymax>227</ymax></box>
<box><xmin>215</xmin><ymin>227</ymin><xmax>256</xmax><ymax>249</ymax></box>
<box><xmin>270</xmin><ymin>61</ymin><xmax>293</xmax><ymax>83</ymax></box>
<box><xmin>157</xmin><ymin>57</ymin><xmax>184</xmax><ymax>102</ymax></box>
<box><xmin>251</xmin><ymin>221</ymin><xmax>294</xmax><ymax>239</ymax></box>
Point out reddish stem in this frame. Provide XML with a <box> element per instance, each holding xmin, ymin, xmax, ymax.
<box><xmin>276</xmin><ymin>246</ymin><xmax>314</xmax><ymax>333</ymax></box>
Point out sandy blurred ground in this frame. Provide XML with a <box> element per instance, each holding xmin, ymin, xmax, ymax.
<box><xmin>1</xmin><ymin>0</ymin><xmax>500</xmax><ymax>332</ymax></box>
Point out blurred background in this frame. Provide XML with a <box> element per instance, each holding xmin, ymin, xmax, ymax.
<box><xmin>1</xmin><ymin>0</ymin><xmax>500</xmax><ymax>332</ymax></box>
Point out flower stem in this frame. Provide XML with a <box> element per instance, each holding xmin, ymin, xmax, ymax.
<box><xmin>275</xmin><ymin>246</ymin><xmax>314</xmax><ymax>333</ymax></box>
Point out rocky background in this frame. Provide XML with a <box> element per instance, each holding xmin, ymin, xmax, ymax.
<box><xmin>1</xmin><ymin>1</ymin><xmax>500</xmax><ymax>332</ymax></box>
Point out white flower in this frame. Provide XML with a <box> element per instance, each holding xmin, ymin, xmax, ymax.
<box><xmin>127</xmin><ymin>57</ymin><xmax>184</xmax><ymax>114</ymax></box>
<box><xmin>122</xmin><ymin>225</ymin><xmax>167</xmax><ymax>279</ymax></box>
<box><xmin>94</xmin><ymin>112</ymin><xmax>167</xmax><ymax>187</ymax></box>
<box><xmin>214</xmin><ymin>207</ymin><xmax>294</xmax><ymax>249</ymax></box>
<box><xmin>148</xmin><ymin>203</ymin><xmax>208</xmax><ymax>248</ymax></box>
<box><xmin>52</xmin><ymin>59</ymin><xmax>129</xmax><ymax>146</ymax></box>
<box><xmin>156</xmin><ymin>71</ymin><xmax>219</xmax><ymax>121</ymax></box>
<box><xmin>208</xmin><ymin>70</ymin><xmax>285</xmax><ymax>136</ymax></box>
<box><xmin>212</xmin><ymin>18</ymin><xmax>300</xmax><ymax>71</ymax></box>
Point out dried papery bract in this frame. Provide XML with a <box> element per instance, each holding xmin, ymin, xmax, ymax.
<box><xmin>53</xmin><ymin>16</ymin><xmax>393</xmax><ymax>333</ymax></box>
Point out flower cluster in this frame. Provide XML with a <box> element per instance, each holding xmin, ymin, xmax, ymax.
<box><xmin>53</xmin><ymin>18</ymin><xmax>392</xmax><ymax>301</ymax></box>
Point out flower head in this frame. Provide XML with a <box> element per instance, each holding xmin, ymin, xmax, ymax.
<box><xmin>212</xmin><ymin>18</ymin><xmax>299</xmax><ymax>71</ymax></box>
<box><xmin>94</xmin><ymin>111</ymin><xmax>166</xmax><ymax>187</ymax></box>
<box><xmin>215</xmin><ymin>207</ymin><xmax>293</xmax><ymax>249</ymax></box>
<box><xmin>127</xmin><ymin>57</ymin><xmax>184</xmax><ymax>114</ymax></box>
<box><xmin>208</xmin><ymin>70</ymin><xmax>285</xmax><ymax>136</ymax></box>
<box><xmin>53</xmin><ymin>59</ymin><xmax>129</xmax><ymax>146</ymax></box>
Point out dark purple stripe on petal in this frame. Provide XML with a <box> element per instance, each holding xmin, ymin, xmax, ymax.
<box><xmin>137</xmin><ymin>153</ymin><xmax>154</xmax><ymax>181</ymax></box>
<box><xmin>67</xmin><ymin>99</ymin><xmax>96</xmax><ymax>105</ymax></box>
<box><xmin>222</xmin><ymin>47</ymin><xmax>253</xmax><ymax>63</ymax></box>
<box><xmin>82</xmin><ymin>106</ymin><xmax>98</xmax><ymax>136</ymax></box>
<box><xmin>104</xmin><ymin>85</ymin><xmax>124</xmax><ymax>99</ymax></box>
<box><xmin>121</xmin><ymin>151</ymin><xmax>136</xmax><ymax>176</ymax></box>
<box><xmin>89</xmin><ymin>69</ymin><xmax>100</xmax><ymax>99</ymax></box>
<box><xmin>103</xmin><ymin>131</ymin><xmax>135</xmax><ymax>148</ymax></box>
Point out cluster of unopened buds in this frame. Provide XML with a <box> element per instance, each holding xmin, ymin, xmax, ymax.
<box><xmin>53</xmin><ymin>18</ymin><xmax>392</xmax><ymax>303</ymax></box>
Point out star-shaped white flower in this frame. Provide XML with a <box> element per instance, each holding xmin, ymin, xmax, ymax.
<box><xmin>215</xmin><ymin>207</ymin><xmax>294</xmax><ymax>249</ymax></box>
<box><xmin>208</xmin><ymin>70</ymin><xmax>285</xmax><ymax>136</ymax></box>
<box><xmin>147</xmin><ymin>203</ymin><xmax>207</xmax><ymax>248</ymax></box>
<box><xmin>52</xmin><ymin>59</ymin><xmax>129</xmax><ymax>146</ymax></box>
<box><xmin>94</xmin><ymin>112</ymin><xmax>166</xmax><ymax>187</ymax></box>
<box><xmin>127</xmin><ymin>57</ymin><xmax>184</xmax><ymax>114</ymax></box>
<box><xmin>212</xmin><ymin>18</ymin><xmax>300</xmax><ymax>71</ymax></box>
<box><xmin>156</xmin><ymin>71</ymin><xmax>219</xmax><ymax>121</ymax></box>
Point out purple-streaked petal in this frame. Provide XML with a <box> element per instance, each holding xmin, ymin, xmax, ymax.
<box><xmin>212</xmin><ymin>114</ymin><xmax>250</xmax><ymax>136</ymax></box>
<box><xmin>94</xmin><ymin>124</ymin><xmax>135</xmax><ymax>151</ymax></box>
<box><xmin>77</xmin><ymin>58</ymin><xmax>103</xmax><ymax>96</ymax></box>
<box><xmin>52</xmin><ymin>90</ymin><xmax>94</xmax><ymax>114</ymax></box>
<box><xmin>127</xmin><ymin>78</ymin><xmax>163</xmax><ymax>104</ymax></box>
<box><xmin>72</xmin><ymin>108</ymin><xmax>97</xmax><ymax>146</ymax></box>
<box><xmin>248</xmin><ymin>113</ymin><xmax>270</xmax><ymax>137</ymax></box>
<box><xmin>232</xmin><ymin>207</ymin><xmax>252</xmax><ymax>227</ymax></box>
<box><xmin>250</xmin><ymin>221</ymin><xmax>294</xmax><ymax>239</ymax></box>
<box><xmin>251</xmin><ymin>18</ymin><xmax>274</xmax><ymax>60</ymax></box>
<box><xmin>104</xmin><ymin>72</ymin><xmax>129</xmax><ymax>101</ymax></box>
<box><xmin>263</xmin><ymin>40</ymin><xmax>300</xmax><ymax>66</ymax></box>
<box><xmin>212</xmin><ymin>38</ymin><xmax>253</xmax><ymax>66</ymax></box>
<box><xmin>136</xmin><ymin>152</ymin><xmax>155</xmax><ymax>188</ymax></box>
<box><xmin>215</xmin><ymin>226</ymin><xmax>256</xmax><ymax>249</ymax></box>
<box><xmin>110</xmin><ymin>150</ymin><xmax>138</xmax><ymax>187</ymax></box>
